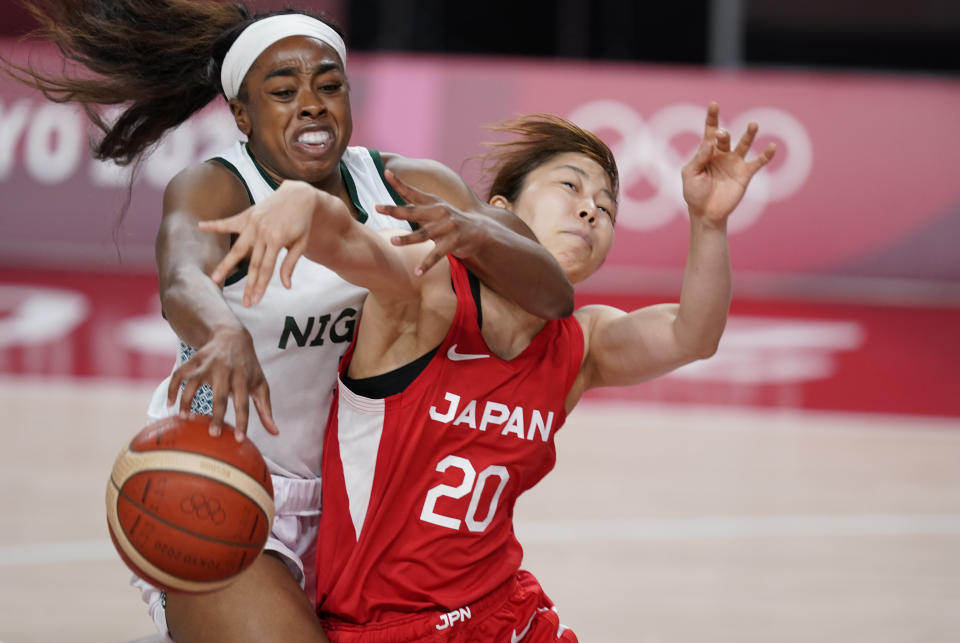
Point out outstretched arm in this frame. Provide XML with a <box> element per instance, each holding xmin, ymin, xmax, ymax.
<box><xmin>381</xmin><ymin>155</ymin><xmax>575</xmax><ymax>319</ymax></box>
<box><xmin>157</xmin><ymin>162</ymin><xmax>279</xmax><ymax>439</ymax></box>
<box><xmin>200</xmin><ymin>181</ymin><xmax>455</xmax><ymax>376</ymax></box>
<box><xmin>203</xmin><ymin>180</ymin><xmax>429</xmax><ymax>308</ymax></box>
<box><xmin>571</xmin><ymin>102</ymin><xmax>775</xmax><ymax>401</ymax></box>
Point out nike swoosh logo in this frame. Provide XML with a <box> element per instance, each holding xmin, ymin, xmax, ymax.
<box><xmin>447</xmin><ymin>344</ymin><xmax>490</xmax><ymax>361</ymax></box>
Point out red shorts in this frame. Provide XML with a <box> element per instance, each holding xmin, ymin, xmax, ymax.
<box><xmin>320</xmin><ymin>570</ymin><xmax>578</xmax><ymax>643</ymax></box>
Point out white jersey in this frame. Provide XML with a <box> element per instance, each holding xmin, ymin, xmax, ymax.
<box><xmin>147</xmin><ymin>142</ymin><xmax>410</xmax><ymax>478</ymax></box>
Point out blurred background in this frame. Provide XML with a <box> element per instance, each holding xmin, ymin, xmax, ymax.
<box><xmin>1</xmin><ymin>1</ymin><xmax>959</xmax><ymax>641</ymax></box>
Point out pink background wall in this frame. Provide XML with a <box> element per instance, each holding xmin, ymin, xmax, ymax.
<box><xmin>2</xmin><ymin>41</ymin><xmax>959</xmax><ymax>304</ymax></box>
<box><xmin>2</xmin><ymin>41</ymin><xmax>958</xmax><ymax>415</ymax></box>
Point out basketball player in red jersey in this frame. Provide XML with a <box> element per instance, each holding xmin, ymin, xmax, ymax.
<box><xmin>201</xmin><ymin>102</ymin><xmax>775</xmax><ymax>641</ymax></box>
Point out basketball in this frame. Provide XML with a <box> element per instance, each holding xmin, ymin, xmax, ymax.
<box><xmin>105</xmin><ymin>415</ymin><xmax>275</xmax><ymax>593</ymax></box>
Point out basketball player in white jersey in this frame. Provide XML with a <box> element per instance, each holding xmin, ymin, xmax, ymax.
<box><xmin>201</xmin><ymin>104</ymin><xmax>775</xmax><ymax>641</ymax></box>
<box><xmin>3</xmin><ymin>3</ymin><xmax>575</xmax><ymax>641</ymax></box>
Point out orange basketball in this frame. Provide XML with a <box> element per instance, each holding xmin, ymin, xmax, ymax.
<box><xmin>105</xmin><ymin>415</ymin><xmax>274</xmax><ymax>593</ymax></box>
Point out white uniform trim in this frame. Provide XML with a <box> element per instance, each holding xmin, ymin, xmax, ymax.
<box><xmin>336</xmin><ymin>379</ymin><xmax>387</xmax><ymax>538</ymax></box>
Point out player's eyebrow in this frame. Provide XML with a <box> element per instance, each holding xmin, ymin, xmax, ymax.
<box><xmin>263</xmin><ymin>61</ymin><xmax>341</xmax><ymax>81</ymax></box>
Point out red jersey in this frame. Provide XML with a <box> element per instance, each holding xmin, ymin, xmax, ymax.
<box><xmin>316</xmin><ymin>257</ymin><xmax>584</xmax><ymax>625</ymax></box>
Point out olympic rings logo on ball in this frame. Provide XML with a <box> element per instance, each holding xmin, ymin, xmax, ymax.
<box><xmin>181</xmin><ymin>493</ymin><xmax>227</xmax><ymax>525</ymax></box>
<box><xmin>566</xmin><ymin>101</ymin><xmax>813</xmax><ymax>233</ymax></box>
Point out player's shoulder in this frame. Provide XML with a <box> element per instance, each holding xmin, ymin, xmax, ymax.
<box><xmin>162</xmin><ymin>159</ymin><xmax>250</xmax><ymax>220</ymax></box>
<box><xmin>378</xmin><ymin>154</ymin><xmax>474</xmax><ymax>208</ymax></box>
<box><xmin>378</xmin><ymin>151</ymin><xmax>442</xmax><ymax>171</ymax></box>
<box><xmin>165</xmin><ymin>138</ymin><xmax>248</xmax><ymax>186</ymax></box>
<box><xmin>573</xmin><ymin>304</ymin><xmax>621</xmax><ymax>330</ymax></box>
<box><xmin>379</xmin><ymin>153</ymin><xmax>459</xmax><ymax>186</ymax></box>
<box><xmin>165</xmin><ymin>153</ymin><xmax>243</xmax><ymax>191</ymax></box>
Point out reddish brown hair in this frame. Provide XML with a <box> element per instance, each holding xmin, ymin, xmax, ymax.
<box><xmin>481</xmin><ymin>113</ymin><xmax>619</xmax><ymax>204</ymax></box>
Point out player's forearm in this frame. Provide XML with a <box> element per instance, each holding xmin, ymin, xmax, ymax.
<box><xmin>672</xmin><ymin>216</ymin><xmax>732</xmax><ymax>358</ymax></box>
<box><xmin>160</xmin><ymin>266</ymin><xmax>247</xmax><ymax>348</ymax></box>
<box><xmin>299</xmin><ymin>185</ymin><xmax>357</xmax><ymax>264</ymax></box>
<box><xmin>380</xmin><ymin>155</ymin><xmax>574</xmax><ymax>317</ymax></box>
<box><xmin>157</xmin><ymin>206</ymin><xmax>248</xmax><ymax>348</ymax></box>
<box><xmin>301</xmin><ymin>187</ymin><xmax>419</xmax><ymax>300</ymax></box>
<box><xmin>461</xmin><ymin>207</ymin><xmax>575</xmax><ymax>319</ymax></box>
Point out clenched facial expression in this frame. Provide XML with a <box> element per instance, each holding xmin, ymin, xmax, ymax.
<box><xmin>493</xmin><ymin>152</ymin><xmax>617</xmax><ymax>284</ymax></box>
<box><xmin>230</xmin><ymin>36</ymin><xmax>352</xmax><ymax>191</ymax></box>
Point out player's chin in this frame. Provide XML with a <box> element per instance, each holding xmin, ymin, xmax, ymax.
<box><xmin>291</xmin><ymin>161</ymin><xmax>339</xmax><ymax>185</ymax></box>
<box><xmin>281</xmin><ymin>150</ymin><xmax>338</xmax><ymax>181</ymax></box>
<box><xmin>554</xmin><ymin>251</ymin><xmax>595</xmax><ymax>284</ymax></box>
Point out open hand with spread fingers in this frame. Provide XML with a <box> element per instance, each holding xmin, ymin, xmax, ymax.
<box><xmin>376</xmin><ymin>170</ymin><xmax>491</xmax><ymax>276</ymax></box>
<box><xmin>198</xmin><ymin>181</ymin><xmax>347</xmax><ymax>306</ymax></box>
<box><xmin>682</xmin><ymin>101</ymin><xmax>777</xmax><ymax>226</ymax></box>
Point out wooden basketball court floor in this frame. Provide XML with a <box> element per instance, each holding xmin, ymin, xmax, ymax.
<box><xmin>2</xmin><ymin>377</ymin><xmax>959</xmax><ymax>642</ymax></box>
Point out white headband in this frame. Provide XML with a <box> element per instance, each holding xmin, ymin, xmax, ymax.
<box><xmin>220</xmin><ymin>14</ymin><xmax>347</xmax><ymax>100</ymax></box>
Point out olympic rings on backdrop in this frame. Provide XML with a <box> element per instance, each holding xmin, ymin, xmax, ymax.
<box><xmin>566</xmin><ymin>101</ymin><xmax>813</xmax><ymax>233</ymax></box>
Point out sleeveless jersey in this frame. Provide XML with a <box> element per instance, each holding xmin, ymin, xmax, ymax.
<box><xmin>315</xmin><ymin>257</ymin><xmax>585</xmax><ymax>625</ymax></box>
<box><xmin>146</xmin><ymin>142</ymin><xmax>410</xmax><ymax>479</ymax></box>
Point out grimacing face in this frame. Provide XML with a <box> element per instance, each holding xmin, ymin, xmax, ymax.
<box><xmin>491</xmin><ymin>152</ymin><xmax>617</xmax><ymax>284</ymax></box>
<box><xmin>229</xmin><ymin>35</ymin><xmax>352</xmax><ymax>191</ymax></box>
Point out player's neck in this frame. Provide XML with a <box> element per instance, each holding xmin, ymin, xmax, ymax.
<box><xmin>478</xmin><ymin>285</ymin><xmax>547</xmax><ymax>361</ymax></box>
